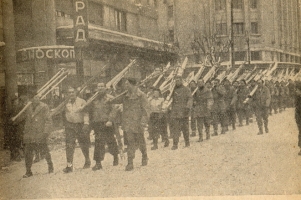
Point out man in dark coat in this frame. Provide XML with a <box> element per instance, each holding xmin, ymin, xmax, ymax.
<box><xmin>288</xmin><ymin>79</ymin><xmax>296</xmax><ymax>108</ymax></box>
<box><xmin>236</xmin><ymin>80</ymin><xmax>250</xmax><ymax>126</ymax></box>
<box><xmin>110</xmin><ymin>78</ymin><xmax>151</xmax><ymax>171</ymax></box>
<box><xmin>169</xmin><ymin>76</ymin><xmax>193</xmax><ymax>150</ymax></box>
<box><xmin>223</xmin><ymin>79</ymin><xmax>237</xmax><ymax>131</ymax></box>
<box><xmin>211</xmin><ymin>79</ymin><xmax>227</xmax><ymax>135</ymax></box>
<box><xmin>295</xmin><ymin>81</ymin><xmax>301</xmax><ymax>155</ymax></box>
<box><xmin>250</xmin><ymin>80</ymin><xmax>271</xmax><ymax>135</ymax></box>
<box><xmin>22</xmin><ymin>95</ymin><xmax>53</xmax><ymax>178</ymax></box>
<box><xmin>189</xmin><ymin>80</ymin><xmax>198</xmax><ymax>137</ymax></box>
<box><xmin>193</xmin><ymin>78</ymin><xmax>213</xmax><ymax>142</ymax></box>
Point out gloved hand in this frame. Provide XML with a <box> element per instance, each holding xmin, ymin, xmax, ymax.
<box><xmin>82</xmin><ymin>124</ymin><xmax>90</xmax><ymax>134</ymax></box>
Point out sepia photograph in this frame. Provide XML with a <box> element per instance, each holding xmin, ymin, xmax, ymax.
<box><xmin>0</xmin><ymin>0</ymin><xmax>301</xmax><ymax>199</ymax></box>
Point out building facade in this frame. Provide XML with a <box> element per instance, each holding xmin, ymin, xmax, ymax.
<box><xmin>169</xmin><ymin>0</ymin><xmax>301</xmax><ymax>68</ymax></box>
<box><xmin>14</xmin><ymin>0</ymin><xmax>177</xmax><ymax>94</ymax></box>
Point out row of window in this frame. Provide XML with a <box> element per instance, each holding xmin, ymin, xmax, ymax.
<box><xmin>215</xmin><ymin>0</ymin><xmax>258</xmax><ymax>10</ymax></box>
<box><xmin>216</xmin><ymin>22</ymin><xmax>259</xmax><ymax>35</ymax></box>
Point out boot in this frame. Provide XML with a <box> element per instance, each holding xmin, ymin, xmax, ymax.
<box><xmin>232</xmin><ymin>123</ymin><xmax>236</xmax><ymax>130</ymax></box>
<box><xmin>92</xmin><ymin>162</ymin><xmax>102</xmax><ymax>171</ymax></box>
<box><xmin>164</xmin><ymin>139</ymin><xmax>170</xmax><ymax>147</ymax></box>
<box><xmin>190</xmin><ymin>131</ymin><xmax>196</xmax><ymax>137</ymax></box>
<box><xmin>23</xmin><ymin>171</ymin><xmax>33</xmax><ymax>178</ymax></box>
<box><xmin>257</xmin><ymin>127</ymin><xmax>263</xmax><ymax>135</ymax></box>
<box><xmin>184</xmin><ymin>141</ymin><xmax>190</xmax><ymax>147</ymax></box>
<box><xmin>221</xmin><ymin>127</ymin><xmax>226</xmax><ymax>134</ymax></box>
<box><xmin>151</xmin><ymin>138</ymin><xmax>158</xmax><ymax>150</ymax></box>
<box><xmin>212</xmin><ymin>130</ymin><xmax>218</xmax><ymax>136</ymax></box>
<box><xmin>264</xmin><ymin>125</ymin><xmax>269</xmax><ymax>133</ymax></box>
<box><xmin>63</xmin><ymin>165</ymin><xmax>73</xmax><ymax>173</ymax></box>
<box><xmin>198</xmin><ymin>132</ymin><xmax>203</xmax><ymax>142</ymax></box>
<box><xmin>142</xmin><ymin>156</ymin><xmax>148</xmax><ymax>166</ymax></box>
<box><xmin>113</xmin><ymin>154</ymin><xmax>119</xmax><ymax>166</ymax></box>
<box><xmin>125</xmin><ymin>159</ymin><xmax>134</xmax><ymax>171</ymax></box>
<box><xmin>206</xmin><ymin>129</ymin><xmax>210</xmax><ymax>140</ymax></box>
<box><xmin>48</xmin><ymin>162</ymin><xmax>54</xmax><ymax>173</ymax></box>
<box><xmin>83</xmin><ymin>159</ymin><xmax>91</xmax><ymax>169</ymax></box>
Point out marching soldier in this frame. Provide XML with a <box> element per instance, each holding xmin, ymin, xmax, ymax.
<box><xmin>287</xmin><ymin>79</ymin><xmax>296</xmax><ymax>108</ymax></box>
<box><xmin>265</xmin><ymin>80</ymin><xmax>275</xmax><ymax>115</ymax></box>
<box><xmin>109</xmin><ymin>78</ymin><xmax>150</xmax><ymax>171</ymax></box>
<box><xmin>193</xmin><ymin>79</ymin><xmax>213</xmax><ymax>142</ymax></box>
<box><xmin>21</xmin><ymin>94</ymin><xmax>54</xmax><ymax>178</ymax></box>
<box><xmin>189</xmin><ymin>81</ymin><xmax>197</xmax><ymax>137</ymax></box>
<box><xmin>250</xmin><ymin>80</ymin><xmax>271</xmax><ymax>135</ymax></box>
<box><xmin>236</xmin><ymin>80</ymin><xmax>250</xmax><ymax>126</ymax></box>
<box><xmin>169</xmin><ymin>76</ymin><xmax>193</xmax><ymax>150</ymax></box>
<box><xmin>87</xmin><ymin>83</ymin><xmax>119</xmax><ymax>170</ymax></box>
<box><xmin>62</xmin><ymin>87</ymin><xmax>91</xmax><ymax>173</ymax></box>
<box><xmin>271</xmin><ymin>81</ymin><xmax>279</xmax><ymax>114</ymax></box>
<box><xmin>223</xmin><ymin>79</ymin><xmax>237</xmax><ymax>131</ymax></box>
<box><xmin>211</xmin><ymin>79</ymin><xmax>227</xmax><ymax>135</ymax></box>
<box><xmin>280</xmin><ymin>81</ymin><xmax>289</xmax><ymax>110</ymax></box>
<box><xmin>148</xmin><ymin>88</ymin><xmax>169</xmax><ymax>150</ymax></box>
<box><xmin>275</xmin><ymin>81</ymin><xmax>283</xmax><ymax>113</ymax></box>
<box><xmin>295</xmin><ymin>81</ymin><xmax>301</xmax><ymax>155</ymax></box>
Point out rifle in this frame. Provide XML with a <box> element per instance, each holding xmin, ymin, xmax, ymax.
<box><xmin>12</xmin><ymin>69</ymin><xmax>70</xmax><ymax>121</ymax></box>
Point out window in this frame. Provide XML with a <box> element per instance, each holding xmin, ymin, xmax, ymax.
<box><xmin>250</xmin><ymin>0</ymin><xmax>258</xmax><ymax>9</ymax></box>
<box><xmin>215</xmin><ymin>0</ymin><xmax>226</xmax><ymax>10</ymax></box>
<box><xmin>233</xmin><ymin>0</ymin><xmax>243</xmax><ymax>9</ymax></box>
<box><xmin>234</xmin><ymin>51</ymin><xmax>246</xmax><ymax>61</ymax></box>
<box><xmin>233</xmin><ymin>23</ymin><xmax>244</xmax><ymax>35</ymax></box>
<box><xmin>169</xmin><ymin>30</ymin><xmax>174</xmax><ymax>42</ymax></box>
<box><xmin>89</xmin><ymin>3</ymin><xmax>104</xmax><ymax>26</ymax></box>
<box><xmin>251</xmin><ymin>22</ymin><xmax>259</xmax><ymax>34</ymax></box>
<box><xmin>115</xmin><ymin>10</ymin><xmax>127</xmax><ymax>32</ymax></box>
<box><xmin>251</xmin><ymin>51</ymin><xmax>261</xmax><ymax>61</ymax></box>
<box><xmin>216</xmin><ymin>23</ymin><xmax>227</xmax><ymax>35</ymax></box>
<box><xmin>168</xmin><ymin>5</ymin><xmax>173</xmax><ymax>19</ymax></box>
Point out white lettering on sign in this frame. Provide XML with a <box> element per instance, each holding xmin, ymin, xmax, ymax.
<box><xmin>74</xmin><ymin>0</ymin><xmax>88</xmax><ymax>47</ymax></box>
<box><xmin>18</xmin><ymin>47</ymin><xmax>75</xmax><ymax>62</ymax></box>
<box><xmin>75</xmin><ymin>1</ymin><xmax>85</xmax><ymax>12</ymax></box>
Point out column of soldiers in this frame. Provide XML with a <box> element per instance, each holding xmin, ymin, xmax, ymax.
<box><xmin>5</xmin><ymin>67</ymin><xmax>300</xmax><ymax>178</ymax></box>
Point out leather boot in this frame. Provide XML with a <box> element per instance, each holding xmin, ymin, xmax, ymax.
<box><xmin>142</xmin><ymin>154</ymin><xmax>148</xmax><ymax>166</ymax></box>
<box><xmin>125</xmin><ymin>159</ymin><xmax>134</xmax><ymax>171</ymax></box>
<box><xmin>264</xmin><ymin>124</ymin><xmax>269</xmax><ymax>133</ymax></box>
<box><xmin>257</xmin><ymin>127</ymin><xmax>263</xmax><ymax>135</ymax></box>
<box><xmin>92</xmin><ymin>162</ymin><xmax>102</xmax><ymax>171</ymax></box>
<box><xmin>221</xmin><ymin>127</ymin><xmax>226</xmax><ymax>134</ymax></box>
<box><xmin>198</xmin><ymin>131</ymin><xmax>203</xmax><ymax>142</ymax></box>
<box><xmin>212</xmin><ymin>130</ymin><xmax>218</xmax><ymax>136</ymax></box>
<box><xmin>206</xmin><ymin>129</ymin><xmax>210</xmax><ymax>140</ymax></box>
<box><xmin>232</xmin><ymin>123</ymin><xmax>236</xmax><ymax>130</ymax></box>
<box><xmin>164</xmin><ymin>139</ymin><xmax>170</xmax><ymax>147</ymax></box>
<box><xmin>48</xmin><ymin>162</ymin><xmax>54</xmax><ymax>173</ymax></box>
<box><xmin>190</xmin><ymin>131</ymin><xmax>196</xmax><ymax>137</ymax></box>
<box><xmin>113</xmin><ymin>154</ymin><xmax>119</xmax><ymax>166</ymax></box>
<box><xmin>151</xmin><ymin>138</ymin><xmax>158</xmax><ymax>150</ymax></box>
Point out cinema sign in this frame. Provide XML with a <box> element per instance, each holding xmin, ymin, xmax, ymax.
<box><xmin>17</xmin><ymin>46</ymin><xmax>75</xmax><ymax>62</ymax></box>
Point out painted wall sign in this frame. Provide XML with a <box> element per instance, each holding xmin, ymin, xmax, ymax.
<box><xmin>73</xmin><ymin>0</ymin><xmax>89</xmax><ymax>47</ymax></box>
<box><xmin>16</xmin><ymin>46</ymin><xmax>75</xmax><ymax>62</ymax></box>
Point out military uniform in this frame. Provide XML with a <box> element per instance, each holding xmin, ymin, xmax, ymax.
<box><xmin>224</xmin><ymin>84</ymin><xmax>237</xmax><ymax>130</ymax></box>
<box><xmin>22</xmin><ymin>101</ymin><xmax>53</xmax><ymax>177</ymax></box>
<box><xmin>169</xmin><ymin>84</ymin><xmax>193</xmax><ymax>149</ymax></box>
<box><xmin>211</xmin><ymin>84</ymin><xmax>227</xmax><ymax>135</ymax></box>
<box><xmin>251</xmin><ymin>83</ymin><xmax>271</xmax><ymax>134</ymax></box>
<box><xmin>193</xmin><ymin>86</ymin><xmax>213</xmax><ymax>141</ymax></box>
<box><xmin>110</xmin><ymin>87</ymin><xmax>150</xmax><ymax>170</ymax></box>
<box><xmin>295</xmin><ymin>81</ymin><xmax>301</xmax><ymax>154</ymax></box>
<box><xmin>236</xmin><ymin>85</ymin><xmax>250</xmax><ymax>126</ymax></box>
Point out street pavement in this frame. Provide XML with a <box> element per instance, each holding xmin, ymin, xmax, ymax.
<box><xmin>0</xmin><ymin>108</ymin><xmax>301</xmax><ymax>199</ymax></box>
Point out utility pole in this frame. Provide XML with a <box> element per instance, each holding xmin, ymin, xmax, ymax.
<box><xmin>3</xmin><ymin>0</ymin><xmax>18</xmax><ymax>111</ymax></box>
<box><xmin>229</xmin><ymin>0</ymin><xmax>235</xmax><ymax>68</ymax></box>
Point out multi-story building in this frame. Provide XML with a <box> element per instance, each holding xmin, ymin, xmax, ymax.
<box><xmin>14</xmin><ymin>0</ymin><xmax>177</xmax><ymax>94</ymax></box>
<box><xmin>169</xmin><ymin>0</ymin><xmax>301</xmax><ymax>68</ymax></box>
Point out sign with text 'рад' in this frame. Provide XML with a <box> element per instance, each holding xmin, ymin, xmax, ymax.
<box><xmin>73</xmin><ymin>0</ymin><xmax>89</xmax><ymax>48</ymax></box>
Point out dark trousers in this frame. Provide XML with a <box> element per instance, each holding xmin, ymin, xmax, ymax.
<box><xmin>211</xmin><ymin>111</ymin><xmax>227</xmax><ymax>131</ymax></box>
<box><xmin>92</xmin><ymin>122</ymin><xmax>118</xmax><ymax>162</ymax></box>
<box><xmin>254</xmin><ymin>106</ymin><xmax>269</xmax><ymax>129</ymax></box>
<box><xmin>190</xmin><ymin>113</ymin><xmax>197</xmax><ymax>133</ymax></box>
<box><xmin>24</xmin><ymin>143</ymin><xmax>52</xmax><ymax>173</ymax></box>
<box><xmin>226</xmin><ymin>109</ymin><xmax>236</xmax><ymax>126</ymax></box>
<box><xmin>149</xmin><ymin>113</ymin><xmax>168</xmax><ymax>141</ymax></box>
<box><xmin>170</xmin><ymin>117</ymin><xmax>189</xmax><ymax>146</ymax></box>
<box><xmin>65</xmin><ymin>123</ymin><xmax>90</xmax><ymax>164</ymax></box>
<box><xmin>196</xmin><ymin>116</ymin><xmax>211</xmax><ymax>139</ymax></box>
<box><xmin>296</xmin><ymin>112</ymin><xmax>301</xmax><ymax>148</ymax></box>
<box><xmin>237</xmin><ymin>108</ymin><xmax>249</xmax><ymax>125</ymax></box>
<box><xmin>126</xmin><ymin>131</ymin><xmax>147</xmax><ymax>161</ymax></box>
